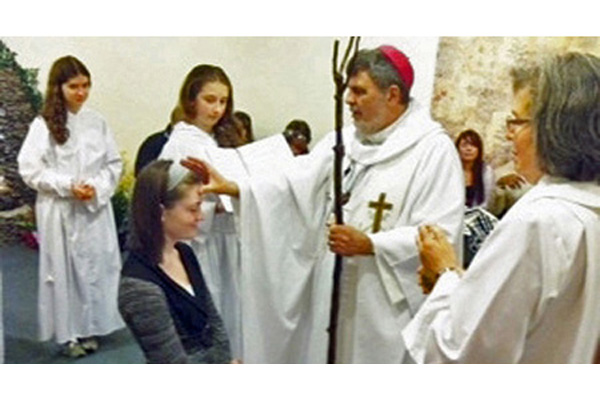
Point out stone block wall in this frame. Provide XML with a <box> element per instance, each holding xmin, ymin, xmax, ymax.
<box><xmin>0</xmin><ymin>41</ymin><xmax>40</xmax><ymax>244</ymax></box>
<box><xmin>431</xmin><ymin>37</ymin><xmax>600</xmax><ymax>172</ymax></box>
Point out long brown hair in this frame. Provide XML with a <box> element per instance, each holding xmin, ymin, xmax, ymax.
<box><xmin>129</xmin><ymin>160</ymin><xmax>204</xmax><ymax>265</ymax></box>
<box><xmin>178</xmin><ymin>64</ymin><xmax>237</xmax><ymax>147</ymax></box>
<box><xmin>456</xmin><ymin>129</ymin><xmax>485</xmax><ymax>207</ymax></box>
<box><xmin>41</xmin><ymin>56</ymin><xmax>91</xmax><ymax>145</ymax></box>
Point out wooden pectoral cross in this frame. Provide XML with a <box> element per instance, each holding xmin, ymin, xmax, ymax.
<box><xmin>368</xmin><ymin>192</ymin><xmax>393</xmax><ymax>233</ymax></box>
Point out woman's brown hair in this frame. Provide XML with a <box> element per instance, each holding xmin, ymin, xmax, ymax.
<box><xmin>129</xmin><ymin>160</ymin><xmax>204</xmax><ymax>265</ymax></box>
<box><xmin>178</xmin><ymin>64</ymin><xmax>237</xmax><ymax>147</ymax></box>
<box><xmin>41</xmin><ymin>56</ymin><xmax>91</xmax><ymax>145</ymax></box>
<box><xmin>456</xmin><ymin>129</ymin><xmax>485</xmax><ymax>207</ymax></box>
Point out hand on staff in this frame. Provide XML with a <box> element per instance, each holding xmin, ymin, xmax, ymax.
<box><xmin>416</xmin><ymin>225</ymin><xmax>462</xmax><ymax>294</ymax></box>
<box><xmin>71</xmin><ymin>183</ymin><xmax>95</xmax><ymax>201</ymax></box>
<box><xmin>181</xmin><ymin>157</ymin><xmax>240</xmax><ymax>198</ymax></box>
<box><xmin>328</xmin><ymin>223</ymin><xmax>374</xmax><ymax>256</ymax></box>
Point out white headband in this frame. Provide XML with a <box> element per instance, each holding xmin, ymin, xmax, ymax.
<box><xmin>167</xmin><ymin>160</ymin><xmax>191</xmax><ymax>191</ymax></box>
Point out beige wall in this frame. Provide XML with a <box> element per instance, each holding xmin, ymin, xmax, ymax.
<box><xmin>2</xmin><ymin>37</ymin><xmax>439</xmax><ymax>169</ymax></box>
<box><xmin>432</xmin><ymin>37</ymin><xmax>600</xmax><ymax>174</ymax></box>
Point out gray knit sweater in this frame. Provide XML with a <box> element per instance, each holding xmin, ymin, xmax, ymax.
<box><xmin>118</xmin><ymin>244</ymin><xmax>231</xmax><ymax>363</ymax></box>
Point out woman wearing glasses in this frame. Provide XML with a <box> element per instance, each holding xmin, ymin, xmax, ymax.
<box><xmin>403</xmin><ymin>52</ymin><xmax>600</xmax><ymax>363</ymax></box>
<box><xmin>283</xmin><ymin>119</ymin><xmax>312</xmax><ymax>156</ymax></box>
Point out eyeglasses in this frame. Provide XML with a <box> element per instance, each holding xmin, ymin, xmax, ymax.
<box><xmin>284</xmin><ymin>129</ymin><xmax>308</xmax><ymax>143</ymax></box>
<box><xmin>506</xmin><ymin>117</ymin><xmax>531</xmax><ymax>132</ymax></box>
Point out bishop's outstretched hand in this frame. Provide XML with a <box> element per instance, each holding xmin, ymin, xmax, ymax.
<box><xmin>180</xmin><ymin>157</ymin><xmax>240</xmax><ymax>198</ymax></box>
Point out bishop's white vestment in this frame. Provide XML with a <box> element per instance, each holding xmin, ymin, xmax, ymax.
<box><xmin>234</xmin><ymin>100</ymin><xmax>465</xmax><ymax>363</ymax></box>
<box><xmin>17</xmin><ymin>109</ymin><xmax>124</xmax><ymax>343</ymax></box>
<box><xmin>402</xmin><ymin>176</ymin><xmax>600</xmax><ymax>363</ymax></box>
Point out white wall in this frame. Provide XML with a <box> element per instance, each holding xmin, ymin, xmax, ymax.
<box><xmin>2</xmin><ymin>37</ymin><xmax>439</xmax><ymax>167</ymax></box>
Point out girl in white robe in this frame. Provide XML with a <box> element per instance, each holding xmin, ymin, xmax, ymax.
<box><xmin>17</xmin><ymin>56</ymin><xmax>123</xmax><ymax>357</ymax></box>
<box><xmin>159</xmin><ymin>65</ymin><xmax>243</xmax><ymax>358</ymax></box>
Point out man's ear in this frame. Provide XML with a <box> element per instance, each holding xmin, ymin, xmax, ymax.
<box><xmin>387</xmin><ymin>85</ymin><xmax>402</xmax><ymax>105</ymax></box>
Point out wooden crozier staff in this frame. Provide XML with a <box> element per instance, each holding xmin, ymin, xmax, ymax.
<box><xmin>327</xmin><ymin>36</ymin><xmax>360</xmax><ymax>364</ymax></box>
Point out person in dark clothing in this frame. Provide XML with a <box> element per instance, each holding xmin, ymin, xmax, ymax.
<box><xmin>119</xmin><ymin>159</ymin><xmax>234</xmax><ymax>363</ymax></box>
<box><xmin>134</xmin><ymin>107</ymin><xmax>184</xmax><ymax>177</ymax></box>
<box><xmin>282</xmin><ymin>119</ymin><xmax>311</xmax><ymax>156</ymax></box>
<box><xmin>233</xmin><ymin>110</ymin><xmax>254</xmax><ymax>145</ymax></box>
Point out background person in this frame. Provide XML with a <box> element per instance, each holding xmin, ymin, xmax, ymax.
<box><xmin>282</xmin><ymin>119</ymin><xmax>312</xmax><ymax>156</ymax></box>
<box><xmin>455</xmin><ymin>129</ymin><xmax>498</xmax><ymax>268</ymax></box>
<box><xmin>455</xmin><ymin>129</ymin><xmax>494</xmax><ymax>209</ymax></box>
<box><xmin>233</xmin><ymin>110</ymin><xmax>254</xmax><ymax>146</ymax></box>
<box><xmin>134</xmin><ymin>106</ymin><xmax>185</xmax><ymax>177</ymax></box>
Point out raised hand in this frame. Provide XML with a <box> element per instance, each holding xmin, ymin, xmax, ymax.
<box><xmin>417</xmin><ymin>265</ymin><xmax>438</xmax><ymax>295</ymax></box>
<box><xmin>416</xmin><ymin>225</ymin><xmax>462</xmax><ymax>293</ymax></box>
<box><xmin>180</xmin><ymin>157</ymin><xmax>239</xmax><ymax>197</ymax></box>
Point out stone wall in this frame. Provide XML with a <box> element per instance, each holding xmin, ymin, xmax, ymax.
<box><xmin>0</xmin><ymin>69</ymin><xmax>37</xmax><ymax>210</ymax></box>
<box><xmin>0</xmin><ymin>41</ymin><xmax>40</xmax><ymax>244</ymax></box>
<box><xmin>431</xmin><ymin>37</ymin><xmax>600</xmax><ymax>171</ymax></box>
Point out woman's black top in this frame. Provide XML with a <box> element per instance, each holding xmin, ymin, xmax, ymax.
<box><xmin>118</xmin><ymin>242</ymin><xmax>231</xmax><ymax>363</ymax></box>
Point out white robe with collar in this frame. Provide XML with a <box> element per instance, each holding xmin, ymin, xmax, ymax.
<box><xmin>236</xmin><ymin>101</ymin><xmax>464</xmax><ymax>363</ymax></box>
<box><xmin>17</xmin><ymin>109</ymin><xmax>124</xmax><ymax>343</ymax></box>
<box><xmin>402</xmin><ymin>176</ymin><xmax>600</xmax><ymax>363</ymax></box>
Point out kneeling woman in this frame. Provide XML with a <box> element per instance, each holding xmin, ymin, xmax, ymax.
<box><xmin>119</xmin><ymin>160</ymin><xmax>232</xmax><ymax>363</ymax></box>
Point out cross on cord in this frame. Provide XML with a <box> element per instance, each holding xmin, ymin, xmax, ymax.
<box><xmin>368</xmin><ymin>193</ymin><xmax>393</xmax><ymax>233</ymax></box>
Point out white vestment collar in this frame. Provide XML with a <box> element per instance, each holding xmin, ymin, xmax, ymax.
<box><xmin>67</xmin><ymin>107</ymin><xmax>85</xmax><ymax>119</ymax></box>
<box><xmin>347</xmin><ymin>99</ymin><xmax>443</xmax><ymax>166</ymax></box>
<box><xmin>527</xmin><ymin>175</ymin><xmax>600</xmax><ymax>210</ymax></box>
<box><xmin>172</xmin><ymin>121</ymin><xmax>217</xmax><ymax>147</ymax></box>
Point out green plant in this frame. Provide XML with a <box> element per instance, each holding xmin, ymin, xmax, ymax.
<box><xmin>111</xmin><ymin>152</ymin><xmax>134</xmax><ymax>251</ymax></box>
<box><xmin>0</xmin><ymin>40</ymin><xmax>42</xmax><ymax>113</ymax></box>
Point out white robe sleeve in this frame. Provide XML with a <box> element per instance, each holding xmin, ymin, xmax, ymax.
<box><xmin>17</xmin><ymin>118</ymin><xmax>74</xmax><ymax>197</ymax></box>
<box><xmin>401</xmin><ymin>210</ymin><xmax>562</xmax><ymax>363</ymax></box>
<box><xmin>84</xmin><ymin>120</ymin><xmax>123</xmax><ymax>212</ymax></box>
<box><xmin>234</xmin><ymin>145</ymin><xmax>332</xmax><ymax>363</ymax></box>
<box><xmin>368</xmin><ymin>134</ymin><xmax>465</xmax><ymax>314</ymax></box>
